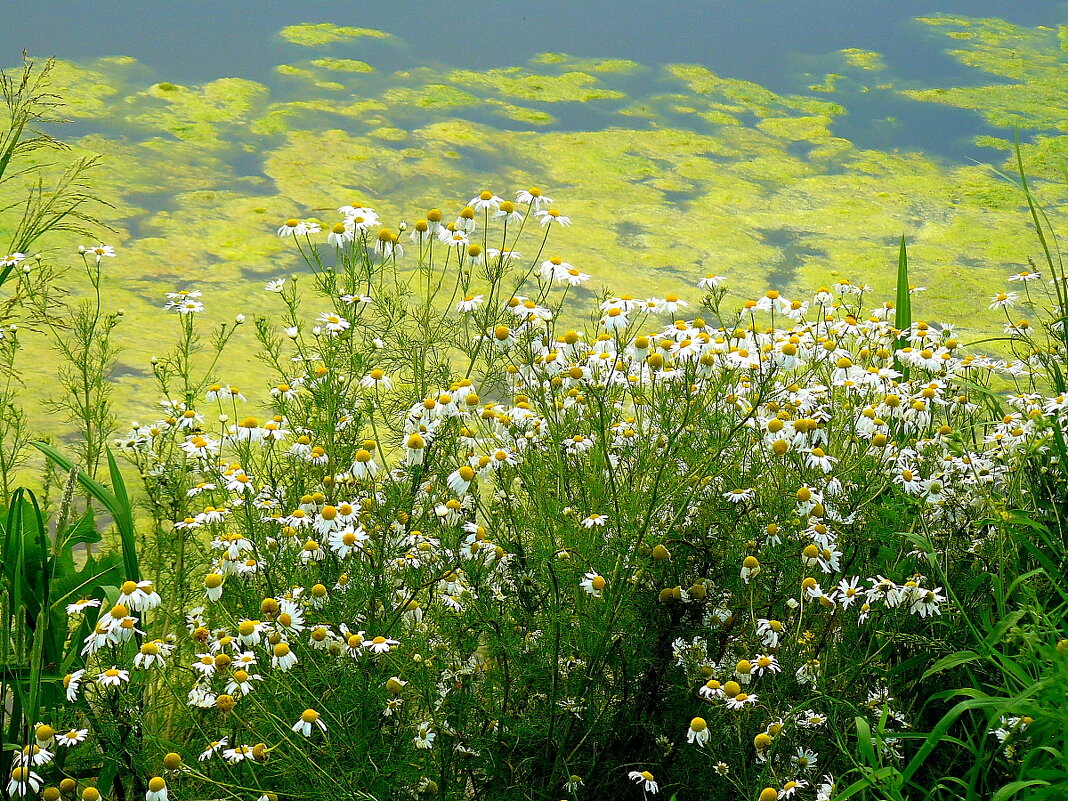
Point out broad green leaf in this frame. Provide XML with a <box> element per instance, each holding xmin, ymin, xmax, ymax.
<box><xmin>993</xmin><ymin>780</ymin><xmax>1051</xmax><ymax>801</ymax></box>
<box><xmin>922</xmin><ymin>651</ymin><xmax>982</xmax><ymax>680</ymax></box>
<box><xmin>855</xmin><ymin>716</ymin><xmax>877</xmax><ymax>766</ymax></box>
<box><xmin>32</xmin><ymin>443</ymin><xmax>139</xmax><ymax>582</ymax></box>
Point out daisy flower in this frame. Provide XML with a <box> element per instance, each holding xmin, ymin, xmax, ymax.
<box><xmin>797</xmin><ymin>709</ymin><xmax>828</xmax><ymax>728</ymax></box>
<box><xmin>469</xmin><ymin>191</ymin><xmax>503</xmax><ymax>212</ymax></box>
<box><xmin>351</xmin><ymin>449</ymin><xmax>379</xmax><ymax>478</ymax></box>
<box><xmin>740</xmin><ymin>555</ymin><xmax>761</xmax><ymax>583</ymax></box>
<box><xmin>66</xmin><ymin>597</ymin><xmax>101</xmax><ymax>615</ymax></box>
<box><xmin>447</xmin><ymin>465</ymin><xmax>476</xmax><ymax>495</ymax></box>
<box><xmin>360</xmin><ymin>369</ymin><xmax>393</xmax><ymax>390</ymax></box>
<box><xmin>118</xmin><ymin>579</ymin><xmax>161</xmax><ymax>612</ymax></box>
<box><xmin>374</xmin><ymin>229</ymin><xmax>402</xmax><ymax>259</ymax></box>
<box><xmin>909</xmin><ymin>587</ymin><xmax>946</xmax><ymax>618</ymax></box>
<box><xmin>309</xmin><ymin>506</ymin><xmax>341</xmax><ymax>539</ymax></box>
<box><xmin>135</xmin><ymin>639</ymin><xmax>175</xmax><ymax>669</ymax></box>
<box><xmin>723</xmin><ymin>488</ymin><xmax>755</xmax><ymax>503</ymax></box>
<box><xmin>780</xmin><ymin>778</ymin><xmax>809</xmax><ymax>798</ymax></box>
<box><xmin>33</xmin><ymin>725</ymin><xmax>54</xmax><ymax>749</ymax></box>
<box><xmin>277</xmin><ymin>218</ymin><xmax>321</xmax><ymax>237</ymax></box>
<box><xmin>753</xmin><ymin>654</ymin><xmax>781</xmax><ymax>676</ymax></box>
<box><xmin>226</xmin><ymin>669</ymin><xmax>258</xmax><ymax>696</ymax></box>
<box><xmin>98</xmin><ymin>667</ymin><xmax>131</xmax><ymax>687</ymax></box>
<box><xmin>365</xmin><ymin>636</ymin><xmax>400</xmax><ymax>654</ymax></box>
<box><xmin>699</xmin><ymin>679</ymin><xmax>724</xmax><ymax>700</ymax></box>
<box><xmin>628</xmin><ymin>770</ymin><xmax>659</xmax><ymax>794</ymax></box>
<box><xmin>18</xmin><ymin>744</ymin><xmax>52</xmax><ymax>767</ymax></box>
<box><xmin>837</xmin><ymin>576</ymin><xmax>862</xmax><ymax>608</ymax></box>
<box><xmin>171</xmin><ymin>299</ymin><xmax>205</xmax><ymax>314</ymax></box>
<box><xmin>340</xmin><ymin>293</ymin><xmax>372</xmax><ymax>305</ymax></box>
<box><xmin>725</xmin><ymin>691</ymin><xmax>758</xmax><ymax>709</ymax></box>
<box><xmin>660</xmin><ymin>294</ymin><xmax>688</xmax><ymax>314</ymax></box>
<box><xmin>516</xmin><ymin>187</ymin><xmax>553</xmax><ymax>208</ymax></box>
<box><xmin>292</xmin><ymin>708</ymin><xmax>328</xmax><ymax>737</ymax></box>
<box><xmin>792</xmin><ymin>747</ymin><xmax>819</xmax><ymax>772</ymax></box>
<box><xmin>63</xmin><ymin>669</ymin><xmax>85</xmax><ymax>702</ymax></box>
<box><xmin>601</xmin><ymin>308</ymin><xmax>628</xmax><ymax>331</ymax></box>
<box><xmin>805</xmin><ymin>447</ymin><xmax>837</xmax><ymax>473</ymax></box>
<box><xmin>317</xmin><ymin>312</ymin><xmax>351</xmax><ymax>334</ymax></box>
<box><xmin>146</xmin><ymin>777</ymin><xmax>169</xmax><ymax>801</ymax></box>
<box><xmin>405</xmin><ymin>433</ymin><xmax>426</xmax><ymax>466</ymax></box>
<box><xmin>271</xmin><ymin>642</ymin><xmax>298</xmax><ymax>671</ymax></box>
<box><xmin>580</xmin><ymin>572</ymin><xmax>606</xmax><ymax>598</ymax></box>
<box><xmin>558</xmin><ymin>266</ymin><xmax>591</xmax><ymax>286</ymax></box>
<box><xmin>489</xmin><ymin>199</ymin><xmax>521</xmax><ymax>224</ymax></box>
<box><xmin>223</xmin><ymin>745</ymin><xmax>255</xmax><ymax>763</ymax></box>
<box><xmin>338</xmin><ymin>205</ymin><xmax>379</xmax><ymax>229</ymax></box>
<box><xmin>300</xmin><ymin>539</ymin><xmax>326</xmax><ymax>563</ymax></box>
<box><xmin>534</xmin><ymin>208</ymin><xmax>571</xmax><ymax>227</ymax></box>
<box><xmin>79</xmin><ymin>243</ymin><xmax>115</xmax><ymax>261</ymax></box>
<box><xmin>6</xmin><ymin>766</ymin><xmax>42</xmax><ymax>798</ymax></box>
<box><xmin>327</xmin><ymin>222</ymin><xmax>353</xmax><ymax>246</ymax></box>
<box><xmin>988</xmin><ymin>292</ymin><xmax>1018</xmax><ymax>310</ymax></box>
<box><xmin>204</xmin><ymin>573</ymin><xmax>224</xmax><ymax>601</ymax></box>
<box><xmin>456</xmin><ymin>294</ymin><xmax>484</xmax><ymax>313</ymax></box>
<box><xmin>198</xmin><ymin>738</ymin><xmax>227</xmax><ymax>761</ymax></box>
<box><xmin>687</xmin><ymin>716</ymin><xmax>710</xmax><ymax>746</ymax></box>
<box><xmin>56</xmin><ymin>729</ymin><xmax>88</xmax><ymax>747</ymax></box>
<box><xmin>192</xmin><ymin>654</ymin><xmax>217</xmax><ymax>678</ymax></box>
<box><xmin>414</xmin><ymin>722</ymin><xmax>436</xmax><ymax>750</ymax></box>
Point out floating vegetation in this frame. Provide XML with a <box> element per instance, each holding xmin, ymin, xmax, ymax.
<box><xmin>309</xmin><ymin>56</ymin><xmax>376</xmax><ymax>73</ymax></box>
<box><xmin>839</xmin><ymin>47</ymin><xmax>887</xmax><ymax>71</ymax></box>
<box><xmin>445</xmin><ymin>67</ymin><xmax>627</xmax><ymax>103</ymax></box>
<box><xmin>1</xmin><ymin>14</ymin><xmax>1066</xmax><ymax>429</ymax></box>
<box><xmin>902</xmin><ymin>16</ymin><xmax>1068</xmax><ymax>132</ymax></box>
<box><xmin>277</xmin><ymin>23</ymin><xmax>395</xmax><ymax>46</ymax></box>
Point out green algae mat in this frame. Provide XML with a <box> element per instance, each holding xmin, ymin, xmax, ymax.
<box><xmin>2</xmin><ymin>15</ymin><xmax>1067</xmax><ymax>427</ymax></box>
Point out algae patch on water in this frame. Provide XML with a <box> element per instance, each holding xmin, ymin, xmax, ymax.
<box><xmin>310</xmin><ymin>57</ymin><xmax>376</xmax><ymax>73</ymax></box>
<box><xmin>902</xmin><ymin>16</ymin><xmax>1068</xmax><ymax>133</ymax></box>
<box><xmin>124</xmin><ymin>78</ymin><xmax>271</xmax><ymax>145</ymax></box>
<box><xmin>446</xmin><ymin>68</ymin><xmax>626</xmax><ymax>103</ymax></box>
<box><xmin>839</xmin><ymin>48</ymin><xmax>887</xmax><ymax>72</ymax></box>
<box><xmin>278</xmin><ymin>24</ymin><xmax>395</xmax><ymax>46</ymax></box>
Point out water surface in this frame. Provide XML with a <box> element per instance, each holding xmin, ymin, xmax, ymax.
<box><xmin>1</xmin><ymin>3</ymin><xmax>1066</xmax><ymax>421</ymax></box>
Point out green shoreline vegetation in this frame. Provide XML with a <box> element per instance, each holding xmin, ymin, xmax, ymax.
<box><xmin>0</xmin><ymin>13</ymin><xmax>1067</xmax><ymax>801</ymax></box>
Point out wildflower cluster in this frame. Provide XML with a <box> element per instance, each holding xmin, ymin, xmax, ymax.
<box><xmin>10</xmin><ymin>187</ymin><xmax>1068</xmax><ymax>801</ymax></box>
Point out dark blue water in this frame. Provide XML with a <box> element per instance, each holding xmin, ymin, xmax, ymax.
<box><xmin>2</xmin><ymin>2</ymin><xmax>1066</xmax><ymax>167</ymax></box>
<box><xmin>4</xmin><ymin>1</ymin><xmax>1066</xmax><ymax>162</ymax></box>
<box><xmin>2</xmin><ymin>1</ymin><xmax>1062</xmax><ymax>85</ymax></box>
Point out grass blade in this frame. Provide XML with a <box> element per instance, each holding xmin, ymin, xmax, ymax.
<box><xmin>894</xmin><ymin>234</ymin><xmax>911</xmax><ymax>380</ymax></box>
